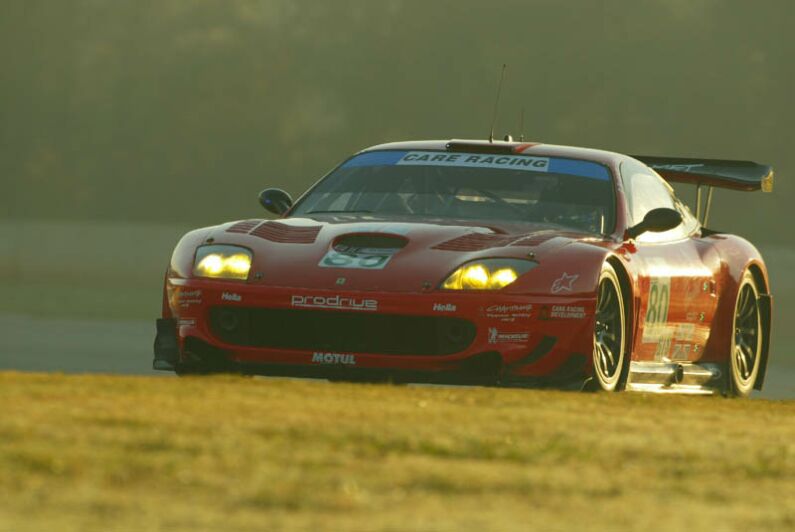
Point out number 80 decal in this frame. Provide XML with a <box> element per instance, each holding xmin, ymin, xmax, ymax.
<box><xmin>642</xmin><ymin>277</ymin><xmax>671</xmax><ymax>343</ymax></box>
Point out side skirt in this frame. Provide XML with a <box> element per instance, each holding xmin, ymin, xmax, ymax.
<box><xmin>626</xmin><ymin>361</ymin><xmax>724</xmax><ymax>395</ymax></box>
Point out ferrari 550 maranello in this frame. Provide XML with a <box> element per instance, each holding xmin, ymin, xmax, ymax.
<box><xmin>154</xmin><ymin>139</ymin><xmax>774</xmax><ymax>396</ymax></box>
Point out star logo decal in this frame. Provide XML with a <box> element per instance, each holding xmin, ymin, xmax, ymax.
<box><xmin>551</xmin><ymin>272</ymin><xmax>579</xmax><ymax>294</ymax></box>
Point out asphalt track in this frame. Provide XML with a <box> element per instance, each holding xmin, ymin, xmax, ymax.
<box><xmin>1</xmin><ymin>312</ymin><xmax>793</xmax><ymax>399</ymax></box>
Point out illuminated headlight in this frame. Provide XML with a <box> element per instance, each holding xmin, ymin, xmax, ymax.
<box><xmin>441</xmin><ymin>259</ymin><xmax>537</xmax><ymax>290</ymax></box>
<box><xmin>193</xmin><ymin>245</ymin><xmax>252</xmax><ymax>280</ymax></box>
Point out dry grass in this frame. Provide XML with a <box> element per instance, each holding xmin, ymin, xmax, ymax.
<box><xmin>0</xmin><ymin>372</ymin><xmax>793</xmax><ymax>532</ymax></box>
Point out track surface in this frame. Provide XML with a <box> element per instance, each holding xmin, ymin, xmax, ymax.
<box><xmin>1</xmin><ymin>313</ymin><xmax>793</xmax><ymax>399</ymax></box>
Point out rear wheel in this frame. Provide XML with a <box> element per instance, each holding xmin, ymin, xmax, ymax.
<box><xmin>592</xmin><ymin>263</ymin><xmax>628</xmax><ymax>391</ymax></box>
<box><xmin>728</xmin><ymin>270</ymin><xmax>762</xmax><ymax>397</ymax></box>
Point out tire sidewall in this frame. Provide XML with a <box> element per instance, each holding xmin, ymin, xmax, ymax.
<box><xmin>593</xmin><ymin>263</ymin><xmax>627</xmax><ymax>392</ymax></box>
<box><xmin>729</xmin><ymin>271</ymin><xmax>762</xmax><ymax>397</ymax></box>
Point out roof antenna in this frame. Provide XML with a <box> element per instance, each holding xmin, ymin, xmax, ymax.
<box><xmin>488</xmin><ymin>63</ymin><xmax>507</xmax><ymax>143</ymax></box>
<box><xmin>518</xmin><ymin>107</ymin><xmax>525</xmax><ymax>142</ymax></box>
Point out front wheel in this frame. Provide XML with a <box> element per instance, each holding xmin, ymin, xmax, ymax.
<box><xmin>727</xmin><ymin>270</ymin><xmax>763</xmax><ymax>397</ymax></box>
<box><xmin>592</xmin><ymin>263</ymin><xmax>628</xmax><ymax>391</ymax></box>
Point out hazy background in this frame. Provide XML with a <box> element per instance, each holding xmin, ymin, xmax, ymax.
<box><xmin>0</xmin><ymin>1</ymin><xmax>793</xmax><ymax>391</ymax></box>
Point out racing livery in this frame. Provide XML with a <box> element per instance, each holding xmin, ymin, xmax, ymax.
<box><xmin>154</xmin><ymin>139</ymin><xmax>774</xmax><ymax>396</ymax></box>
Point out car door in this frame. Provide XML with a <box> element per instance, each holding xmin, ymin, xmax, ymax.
<box><xmin>620</xmin><ymin>160</ymin><xmax>718</xmax><ymax>363</ymax></box>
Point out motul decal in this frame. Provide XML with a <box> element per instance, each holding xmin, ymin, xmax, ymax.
<box><xmin>312</xmin><ymin>352</ymin><xmax>356</xmax><ymax>365</ymax></box>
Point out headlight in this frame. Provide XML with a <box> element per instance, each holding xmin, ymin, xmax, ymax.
<box><xmin>441</xmin><ymin>259</ymin><xmax>537</xmax><ymax>290</ymax></box>
<box><xmin>193</xmin><ymin>245</ymin><xmax>252</xmax><ymax>280</ymax></box>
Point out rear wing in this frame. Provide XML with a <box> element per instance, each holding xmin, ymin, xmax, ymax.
<box><xmin>632</xmin><ymin>155</ymin><xmax>774</xmax><ymax>192</ymax></box>
<box><xmin>632</xmin><ymin>155</ymin><xmax>774</xmax><ymax>226</ymax></box>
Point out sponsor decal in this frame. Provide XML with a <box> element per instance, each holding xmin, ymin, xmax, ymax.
<box><xmin>649</xmin><ymin>163</ymin><xmax>704</xmax><ymax>172</ymax></box>
<box><xmin>488</xmin><ymin>327</ymin><xmax>530</xmax><ymax>344</ymax></box>
<box><xmin>177</xmin><ymin>289</ymin><xmax>202</xmax><ymax>307</ymax></box>
<box><xmin>312</xmin><ymin>352</ymin><xmax>356</xmax><ymax>365</ymax></box>
<box><xmin>551</xmin><ymin>273</ymin><xmax>579</xmax><ymax>294</ymax></box>
<box><xmin>674</xmin><ymin>323</ymin><xmax>696</xmax><ymax>342</ymax></box>
<box><xmin>642</xmin><ymin>277</ymin><xmax>671</xmax><ymax>343</ymax></box>
<box><xmin>221</xmin><ymin>292</ymin><xmax>242</xmax><ymax>302</ymax></box>
<box><xmin>485</xmin><ymin>303</ymin><xmax>532</xmax><ymax>321</ymax></box>
<box><xmin>671</xmin><ymin>343</ymin><xmax>692</xmax><ymax>362</ymax></box>
<box><xmin>341</xmin><ymin>151</ymin><xmax>610</xmax><ymax>180</ymax></box>
<box><xmin>177</xmin><ymin>318</ymin><xmax>196</xmax><ymax>327</ymax></box>
<box><xmin>319</xmin><ymin>246</ymin><xmax>401</xmax><ymax>270</ymax></box>
<box><xmin>550</xmin><ymin>305</ymin><xmax>586</xmax><ymax>319</ymax></box>
<box><xmin>291</xmin><ymin>294</ymin><xmax>378</xmax><ymax>312</ymax></box>
<box><xmin>397</xmin><ymin>151</ymin><xmax>550</xmax><ymax>172</ymax></box>
<box><xmin>336</xmin><ymin>277</ymin><xmax>346</xmax><ymax>286</ymax></box>
<box><xmin>433</xmin><ymin>303</ymin><xmax>457</xmax><ymax>312</ymax></box>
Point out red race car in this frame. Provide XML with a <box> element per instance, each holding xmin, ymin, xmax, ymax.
<box><xmin>154</xmin><ymin>139</ymin><xmax>774</xmax><ymax>396</ymax></box>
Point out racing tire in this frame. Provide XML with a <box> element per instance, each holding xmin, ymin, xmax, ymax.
<box><xmin>592</xmin><ymin>263</ymin><xmax>629</xmax><ymax>392</ymax></box>
<box><xmin>727</xmin><ymin>270</ymin><xmax>763</xmax><ymax>398</ymax></box>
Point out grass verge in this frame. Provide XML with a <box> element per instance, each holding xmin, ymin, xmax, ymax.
<box><xmin>0</xmin><ymin>372</ymin><xmax>793</xmax><ymax>531</ymax></box>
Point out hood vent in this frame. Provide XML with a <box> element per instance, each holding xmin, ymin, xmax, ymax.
<box><xmin>226</xmin><ymin>220</ymin><xmax>262</xmax><ymax>234</ymax></box>
<box><xmin>225</xmin><ymin>220</ymin><xmax>321</xmax><ymax>243</ymax></box>
<box><xmin>251</xmin><ymin>221</ymin><xmax>321</xmax><ymax>243</ymax></box>
<box><xmin>333</xmin><ymin>234</ymin><xmax>408</xmax><ymax>252</ymax></box>
<box><xmin>432</xmin><ymin>233</ymin><xmax>517</xmax><ymax>251</ymax></box>
<box><xmin>433</xmin><ymin>231</ymin><xmax>555</xmax><ymax>251</ymax></box>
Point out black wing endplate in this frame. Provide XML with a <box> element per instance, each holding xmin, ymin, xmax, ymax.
<box><xmin>633</xmin><ymin>155</ymin><xmax>774</xmax><ymax>192</ymax></box>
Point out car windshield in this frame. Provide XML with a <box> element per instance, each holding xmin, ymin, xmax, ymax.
<box><xmin>290</xmin><ymin>150</ymin><xmax>615</xmax><ymax>234</ymax></box>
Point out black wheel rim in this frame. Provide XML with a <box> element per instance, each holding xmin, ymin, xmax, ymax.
<box><xmin>594</xmin><ymin>277</ymin><xmax>623</xmax><ymax>381</ymax></box>
<box><xmin>734</xmin><ymin>283</ymin><xmax>759</xmax><ymax>383</ymax></box>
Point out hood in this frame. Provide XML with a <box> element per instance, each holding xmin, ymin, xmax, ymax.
<box><xmin>206</xmin><ymin>215</ymin><xmax>596</xmax><ymax>292</ymax></box>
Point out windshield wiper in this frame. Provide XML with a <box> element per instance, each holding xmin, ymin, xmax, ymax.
<box><xmin>306</xmin><ymin>209</ymin><xmax>374</xmax><ymax>215</ymax></box>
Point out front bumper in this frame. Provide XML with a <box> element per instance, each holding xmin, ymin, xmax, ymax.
<box><xmin>156</xmin><ymin>279</ymin><xmax>597</xmax><ymax>384</ymax></box>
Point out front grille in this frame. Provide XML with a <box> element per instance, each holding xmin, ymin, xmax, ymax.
<box><xmin>209</xmin><ymin>307</ymin><xmax>476</xmax><ymax>356</ymax></box>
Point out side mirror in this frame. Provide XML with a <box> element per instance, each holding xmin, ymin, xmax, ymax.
<box><xmin>625</xmin><ymin>207</ymin><xmax>682</xmax><ymax>240</ymax></box>
<box><xmin>259</xmin><ymin>188</ymin><xmax>293</xmax><ymax>215</ymax></box>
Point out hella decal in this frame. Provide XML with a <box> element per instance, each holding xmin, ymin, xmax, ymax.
<box><xmin>433</xmin><ymin>303</ymin><xmax>457</xmax><ymax>312</ymax></box>
<box><xmin>312</xmin><ymin>352</ymin><xmax>357</xmax><ymax>365</ymax></box>
<box><xmin>221</xmin><ymin>292</ymin><xmax>242</xmax><ymax>302</ymax></box>
<box><xmin>291</xmin><ymin>295</ymin><xmax>378</xmax><ymax>312</ymax></box>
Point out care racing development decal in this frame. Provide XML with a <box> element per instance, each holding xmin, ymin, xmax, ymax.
<box><xmin>550</xmin><ymin>305</ymin><xmax>586</xmax><ymax>319</ymax></box>
<box><xmin>291</xmin><ymin>294</ymin><xmax>378</xmax><ymax>312</ymax></box>
<box><xmin>311</xmin><ymin>352</ymin><xmax>356</xmax><ymax>365</ymax></box>
<box><xmin>340</xmin><ymin>150</ymin><xmax>611</xmax><ymax>181</ymax></box>
<box><xmin>397</xmin><ymin>151</ymin><xmax>550</xmax><ymax>172</ymax></box>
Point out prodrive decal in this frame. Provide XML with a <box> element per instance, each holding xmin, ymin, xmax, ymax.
<box><xmin>291</xmin><ymin>295</ymin><xmax>378</xmax><ymax>312</ymax></box>
<box><xmin>488</xmin><ymin>328</ymin><xmax>530</xmax><ymax>344</ymax></box>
